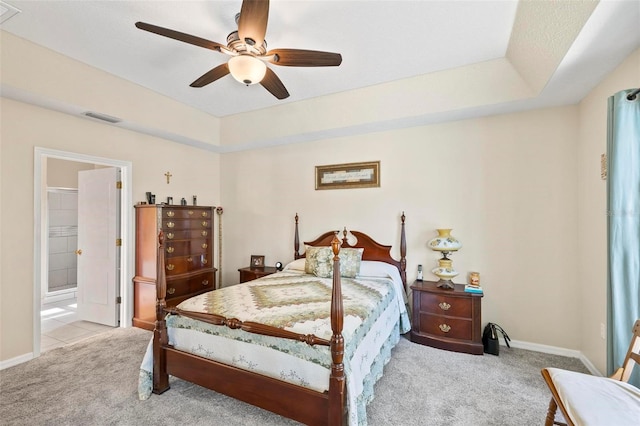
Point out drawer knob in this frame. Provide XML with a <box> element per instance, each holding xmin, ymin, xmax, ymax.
<box><xmin>166</xmin><ymin>232</ymin><xmax>174</xmax><ymax>239</ymax></box>
<box><xmin>166</xmin><ymin>221</ymin><xmax>175</xmax><ymax>228</ymax></box>
<box><xmin>166</xmin><ymin>247</ymin><xmax>174</xmax><ymax>254</ymax></box>
<box><xmin>439</xmin><ymin>324</ymin><xmax>451</xmax><ymax>333</ymax></box>
<box><xmin>187</xmin><ymin>257</ymin><xmax>193</xmax><ymax>263</ymax></box>
<box><xmin>167</xmin><ymin>287</ymin><xmax>175</xmax><ymax>295</ymax></box>
<box><xmin>202</xmin><ymin>258</ymin><xmax>208</xmax><ymax>265</ymax></box>
<box><xmin>166</xmin><ymin>211</ymin><xmax>175</xmax><ymax>217</ymax></box>
<box><xmin>188</xmin><ymin>210</ymin><xmax>194</xmax><ymax>215</ymax></box>
<box><xmin>201</xmin><ymin>230</ymin><xmax>208</xmax><ymax>237</ymax></box>
<box><xmin>202</xmin><ymin>243</ymin><xmax>208</xmax><ymax>249</ymax></box>
<box><xmin>202</xmin><ymin>221</ymin><xmax>209</xmax><ymax>227</ymax></box>
<box><xmin>202</xmin><ymin>280</ymin><xmax>209</xmax><ymax>286</ymax></box>
<box><xmin>202</xmin><ymin>211</ymin><xmax>208</xmax><ymax>217</ymax></box>
<box><xmin>166</xmin><ymin>264</ymin><xmax>175</xmax><ymax>271</ymax></box>
<box><xmin>438</xmin><ymin>302</ymin><xmax>451</xmax><ymax>311</ymax></box>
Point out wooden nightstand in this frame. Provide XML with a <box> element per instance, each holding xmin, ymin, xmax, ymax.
<box><xmin>410</xmin><ymin>280</ymin><xmax>483</xmax><ymax>355</ymax></box>
<box><xmin>238</xmin><ymin>266</ymin><xmax>278</xmax><ymax>283</ymax></box>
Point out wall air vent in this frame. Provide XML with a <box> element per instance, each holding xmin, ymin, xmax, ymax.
<box><xmin>83</xmin><ymin>111</ymin><xmax>122</xmax><ymax>124</ymax></box>
<box><xmin>0</xmin><ymin>1</ymin><xmax>21</xmax><ymax>24</ymax></box>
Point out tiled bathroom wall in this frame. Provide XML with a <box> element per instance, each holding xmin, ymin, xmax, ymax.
<box><xmin>48</xmin><ymin>189</ymin><xmax>78</xmax><ymax>293</ymax></box>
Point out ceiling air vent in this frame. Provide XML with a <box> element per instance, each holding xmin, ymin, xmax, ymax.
<box><xmin>83</xmin><ymin>111</ymin><xmax>122</xmax><ymax>124</ymax></box>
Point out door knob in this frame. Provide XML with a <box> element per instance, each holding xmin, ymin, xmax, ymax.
<box><xmin>75</xmin><ymin>249</ymin><xmax>82</xmax><ymax>255</ymax></box>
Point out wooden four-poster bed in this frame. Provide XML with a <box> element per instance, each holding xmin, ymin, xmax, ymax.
<box><xmin>140</xmin><ymin>213</ymin><xmax>409</xmax><ymax>425</ymax></box>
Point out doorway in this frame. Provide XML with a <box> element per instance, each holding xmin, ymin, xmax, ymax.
<box><xmin>33</xmin><ymin>148</ymin><xmax>133</xmax><ymax>357</ymax></box>
<box><xmin>45</xmin><ymin>187</ymin><xmax>79</xmax><ymax>301</ymax></box>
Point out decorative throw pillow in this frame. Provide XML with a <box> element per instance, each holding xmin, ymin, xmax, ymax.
<box><xmin>304</xmin><ymin>246</ymin><xmax>364</xmax><ymax>278</ymax></box>
<box><xmin>304</xmin><ymin>246</ymin><xmax>333</xmax><ymax>278</ymax></box>
<box><xmin>338</xmin><ymin>247</ymin><xmax>364</xmax><ymax>278</ymax></box>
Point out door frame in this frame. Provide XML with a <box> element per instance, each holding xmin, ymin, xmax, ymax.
<box><xmin>33</xmin><ymin>147</ymin><xmax>133</xmax><ymax>357</ymax></box>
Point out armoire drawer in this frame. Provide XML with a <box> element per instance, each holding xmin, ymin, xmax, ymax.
<box><xmin>162</xmin><ymin>208</ymin><xmax>212</xmax><ymax>219</ymax></box>
<box><xmin>166</xmin><ymin>271</ymin><xmax>215</xmax><ymax>298</ymax></box>
<box><xmin>164</xmin><ymin>255</ymin><xmax>211</xmax><ymax>275</ymax></box>
<box><xmin>163</xmin><ymin>239</ymin><xmax>211</xmax><ymax>257</ymax></box>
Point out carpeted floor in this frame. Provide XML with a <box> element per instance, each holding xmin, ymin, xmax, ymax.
<box><xmin>0</xmin><ymin>327</ymin><xmax>588</xmax><ymax>425</ymax></box>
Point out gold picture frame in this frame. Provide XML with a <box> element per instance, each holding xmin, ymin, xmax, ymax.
<box><xmin>315</xmin><ymin>161</ymin><xmax>380</xmax><ymax>190</ymax></box>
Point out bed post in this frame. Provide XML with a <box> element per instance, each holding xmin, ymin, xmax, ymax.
<box><xmin>153</xmin><ymin>231</ymin><xmax>170</xmax><ymax>394</ymax></box>
<box><xmin>400</xmin><ymin>212</ymin><xmax>407</xmax><ymax>291</ymax></box>
<box><xmin>328</xmin><ymin>232</ymin><xmax>346</xmax><ymax>424</ymax></box>
<box><xmin>294</xmin><ymin>213</ymin><xmax>301</xmax><ymax>259</ymax></box>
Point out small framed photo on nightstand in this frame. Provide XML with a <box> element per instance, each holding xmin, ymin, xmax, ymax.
<box><xmin>250</xmin><ymin>255</ymin><xmax>265</xmax><ymax>268</ymax></box>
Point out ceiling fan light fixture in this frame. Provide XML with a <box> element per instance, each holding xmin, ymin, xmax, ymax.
<box><xmin>228</xmin><ymin>55</ymin><xmax>266</xmax><ymax>85</ymax></box>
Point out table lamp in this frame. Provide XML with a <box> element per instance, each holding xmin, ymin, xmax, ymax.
<box><xmin>428</xmin><ymin>229</ymin><xmax>461</xmax><ymax>289</ymax></box>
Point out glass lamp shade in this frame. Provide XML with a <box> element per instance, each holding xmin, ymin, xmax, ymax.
<box><xmin>428</xmin><ymin>229</ymin><xmax>462</xmax><ymax>252</ymax></box>
<box><xmin>432</xmin><ymin>258</ymin><xmax>459</xmax><ymax>281</ymax></box>
<box><xmin>228</xmin><ymin>55</ymin><xmax>267</xmax><ymax>85</ymax></box>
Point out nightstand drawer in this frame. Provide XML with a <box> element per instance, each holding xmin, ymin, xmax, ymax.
<box><xmin>419</xmin><ymin>313</ymin><xmax>472</xmax><ymax>340</ymax></box>
<box><xmin>419</xmin><ymin>292</ymin><xmax>472</xmax><ymax>318</ymax></box>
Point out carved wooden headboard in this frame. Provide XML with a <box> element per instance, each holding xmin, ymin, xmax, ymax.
<box><xmin>292</xmin><ymin>213</ymin><xmax>407</xmax><ymax>287</ymax></box>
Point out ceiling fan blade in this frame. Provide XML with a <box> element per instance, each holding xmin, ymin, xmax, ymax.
<box><xmin>266</xmin><ymin>49</ymin><xmax>342</xmax><ymax>67</ymax></box>
<box><xmin>260</xmin><ymin>68</ymin><xmax>289</xmax><ymax>99</ymax></box>
<box><xmin>190</xmin><ymin>64</ymin><xmax>230</xmax><ymax>87</ymax></box>
<box><xmin>135</xmin><ymin>22</ymin><xmax>225</xmax><ymax>52</ymax></box>
<box><xmin>238</xmin><ymin>0</ymin><xmax>269</xmax><ymax>48</ymax></box>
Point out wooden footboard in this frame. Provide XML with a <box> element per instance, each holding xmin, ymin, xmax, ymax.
<box><xmin>153</xmin><ymin>231</ymin><xmax>346</xmax><ymax>425</ymax></box>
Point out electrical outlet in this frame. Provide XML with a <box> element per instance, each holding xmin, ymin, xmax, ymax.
<box><xmin>600</xmin><ymin>323</ymin><xmax>606</xmax><ymax>340</ymax></box>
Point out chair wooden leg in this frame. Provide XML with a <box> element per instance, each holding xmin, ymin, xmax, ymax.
<box><xmin>545</xmin><ymin>398</ymin><xmax>561</xmax><ymax>426</ymax></box>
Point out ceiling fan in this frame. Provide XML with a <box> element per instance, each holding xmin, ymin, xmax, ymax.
<box><xmin>135</xmin><ymin>0</ymin><xmax>342</xmax><ymax>100</ymax></box>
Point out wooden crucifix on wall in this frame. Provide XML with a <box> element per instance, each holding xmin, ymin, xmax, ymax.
<box><xmin>164</xmin><ymin>171</ymin><xmax>172</xmax><ymax>184</ymax></box>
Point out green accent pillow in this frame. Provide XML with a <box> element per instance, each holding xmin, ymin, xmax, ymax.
<box><xmin>304</xmin><ymin>246</ymin><xmax>333</xmax><ymax>278</ymax></box>
<box><xmin>304</xmin><ymin>246</ymin><xmax>364</xmax><ymax>278</ymax></box>
<box><xmin>339</xmin><ymin>247</ymin><xmax>364</xmax><ymax>278</ymax></box>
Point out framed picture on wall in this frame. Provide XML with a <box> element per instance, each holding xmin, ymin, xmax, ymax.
<box><xmin>250</xmin><ymin>255</ymin><xmax>265</xmax><ymax>268</ymax></box>
<box><xmin>315</xmin><ymin>161</ymin><xmax>380</xmax><ymax>190</ymax></box>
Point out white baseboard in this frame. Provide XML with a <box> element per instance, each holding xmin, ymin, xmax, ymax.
<box><xmin>578</xmin><ymin>353</ymin><xmax>603</xmax><ymax>376</ymax></box>
<box><xmin>0</xmin><ymin>352</ymin><xmax>34</xmax><ymax>370</ymax></box>
<box><xmin>43</xmin><ymin>289</ymin><xmax>77</xmax><ymax>305</ymax></box>
<box><xmin>506</xmin><ymin>339</ymin><xmax>603</xmax><ymax>376</ymax></box>
<box><xmin>508</xmin><ymin>339</ymin><xmax>582</xmax><ymax>358</ymax></box>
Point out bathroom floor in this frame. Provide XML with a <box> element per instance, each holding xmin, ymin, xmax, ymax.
<box><xmin>40</xmin><ymin>298</ymin><xmax>114</xmax><ymax>352</ymax></box>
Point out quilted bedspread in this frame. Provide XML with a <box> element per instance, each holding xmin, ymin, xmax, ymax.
<box><xmin>180</xmin><ymin>270</ymin><xmax>399</xmax><ymax>341</ymax></box>
<box><xmin>140</xmin><ymin>266</ymin><xmax>410</xmax><ymax>425</ymax></box>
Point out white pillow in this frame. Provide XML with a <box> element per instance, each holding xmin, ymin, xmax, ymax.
<box><xmin>358</xmin><ymin>261</ymin><xmax>396</xmax><ymax>278</ymax></box>
<box><xmin>283</xmin><ymin>258</ymin><xmax>306</xmax><ymax>272</ymax></box>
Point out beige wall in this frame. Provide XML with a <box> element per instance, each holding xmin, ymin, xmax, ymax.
<box><xmin>577</xmin><ymin>48</ymin><xmax>640</xmax><ymax>374</ymax></box>
<box><xmin>47</xmin><ymin>158</ymin><xmax>95</xmax><ymax>188</ymax></box>
<box><xmin>221</xmin><ymin>105</ymin><xmax>582</xmax><ymax>349</ymax></box>
<box><xmin>0</xmin><ymin>98</ymin><xmax>221</xmax><ymax>361</ymax></box>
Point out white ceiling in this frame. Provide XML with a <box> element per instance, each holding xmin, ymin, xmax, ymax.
<box><xmin>1</xmin><ymin>1</ymin><xmax>639</xmax><ymax>127</ymax></box>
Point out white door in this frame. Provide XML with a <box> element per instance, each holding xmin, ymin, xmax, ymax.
<box><xmin>76</xmin><ymin>168</ymin><xmax>120</xmax><ymax>326</ymax></box>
